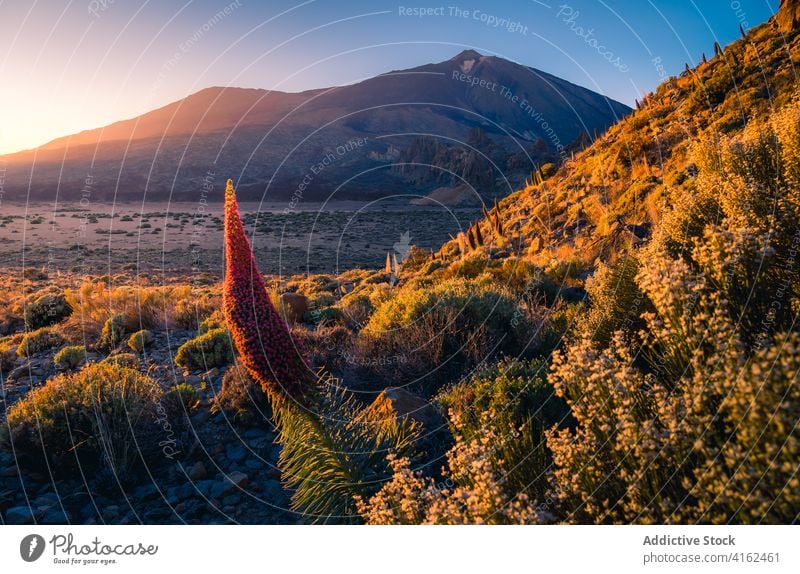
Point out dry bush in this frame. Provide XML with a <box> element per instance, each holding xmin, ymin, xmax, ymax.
<box><xmin>1</xmin><ymin>363</ymin><xmax>164</xmax><ymax>480</ymax></box>
<box><xmin>211</xmin><ymin>364</ymin><xmax>269</xmax><ymax>425</ymax></box>
<box><xmin>62</xmin><ymin>281</ymin><xmax>217</xmax><ymax>341</ymax></box>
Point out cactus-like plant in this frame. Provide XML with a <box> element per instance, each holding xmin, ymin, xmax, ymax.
<box><xmin>473</xmin><ymin>222</ymin><xmax>484</xmax><ymax>246</ymax></box>
<box><xmin>222</xmin><ymin>179</ymin><xmax>312</xmax><ymax>399</ymax></box>
<box><xmin>466</xmin><ymin>227</ymin><xmax>477</xmax><ymax>250</ymax></box>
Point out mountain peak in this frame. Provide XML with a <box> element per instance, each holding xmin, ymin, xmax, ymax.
<box><xmin>451</xmin><ymin>49</ymin><xmax>483</xmax><ymax>62</ymax></box>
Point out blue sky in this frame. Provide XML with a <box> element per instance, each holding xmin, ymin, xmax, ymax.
<box><xmin>0</xmin><ymin>0</ymin><xmax>780</xmax><ymax>154</ymax></box>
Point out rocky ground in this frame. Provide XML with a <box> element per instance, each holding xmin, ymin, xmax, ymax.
<box><xmin>0</xmin><ymin>331</ymin><xmax>301</xmax><ymax>525</ymax></box>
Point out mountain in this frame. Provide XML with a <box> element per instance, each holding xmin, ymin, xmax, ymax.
<box><xmin>0</xmin><ymin>51</ymin><xmax>629</xmax><ymax>203</ymax></box>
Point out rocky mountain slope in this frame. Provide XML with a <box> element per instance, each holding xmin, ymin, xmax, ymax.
<box><xmin>442</xmin><ymin>7</ymin><xmax>800</xmax><ymax>270</ymax></box>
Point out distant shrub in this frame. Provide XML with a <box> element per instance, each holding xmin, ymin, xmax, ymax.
<box><xmin>359</xmin><ymin>279</ymin><xmax>530</xmax><ymax>388</ymax></box>
<box><xmin>127</xmin><ymin>329</ymin><xmax>153</xmax><ymax>353</ymax></box>
<box><xmin>24</xmin><ymin>292</ymin><xmax>72</xmax><ymax>329</ymax></box>
<box><xmin>175</xmin><ymin>328</ymin><xmax>234</xmax><ymax>371</ymax></box>
<box><xmin>0</xmin><ymin>339</ymin><xmax>19</xmax><ymax>371</ymax></box>
<box><xmin>197</xmin><ymin>310</ymin><xmax>225</xmax><ymax>335</ymax></box>
<box><xmin>1</xmin><ymin>363</ymin><xmax>164</xmax><ymax>478</ymax></box>
<box><xmin>211</xmin><ymin>364</ymin><xmax>269</xmax><ymax>425</ymax></box>
<box><xmin>165</xmin><ymin>382</ymin><xmax>200</xmax><ymax>412</ymax></box>
<box><xmin>101</xmin><ymin>353</ymin><xmax>140</xmax><ymax>369</ymax></box>
<box><xmin>540</xmin><ymin>162</ymin><xmax>557</xmax><ymax>179</ymax></box>
<box><xmin>53</xmin><ymin>345</ymin><xmax>86</xmax><ymax>370</ymax></box>
<box><xmin>310</xmin><ymin>306</ymin><xmax>344</xmax><ymax>326</ymax></box>
<box><xmin>173</xmin><ymin>296</ymin><xmax>219</xmax><ymax>330</ymax></box>
<box><xmin>17</xmin><ymin>327</ymin><xmax>66</xmax><ymax>357</ymax></box>
<box><xmin>582</xmin><ymin>254</ymin><xmax>645</xmax><ymax>345</ymax></box>
<box><xmin>22</xmin><ymin>268</ymin><xmax>47</xmax><ymax>281</ymax></box>
<box><xmin>99</xmin><ymin>313</ymin><xmax>127</xmax><ymax>349</ymax></box>
<box><xmin>340</xmin><ymin>294</ymin><xmax>373</xmax><ymax>328</ymax></box>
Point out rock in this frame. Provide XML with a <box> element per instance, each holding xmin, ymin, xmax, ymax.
<box><xmin>280</xmin><ymin>293</ymin><xmax>309</xmax><ymax>323</ymax></box>
<box><xmin>32</xmin><ymin>493</ymin><xmax>60</xmax><ymax>508</ymax></box>
<box><xmin>176</xmin><ymin>483</ymin><xmax>195</xmax><ymax>500</ymax></box>
<box><xmin>195</xmin><ymin>480</ymin><xmax>216</xmax><ymax>498</ymax></box>
<box><xmin>143</xmin><ymin>507</ymin><xmax>171</xmax><ymax>522</ymax></box>
<box><xmin>226</xmin><ymin>471</ymin><xmax>248</xmax><ymax>489</ymax></box>
<box><xmin>261</xmin><ymin>479</ymin><xmax>283</xmax><ymax>500</ymax></box>
<box><xmin>1</xmin><ymin>464</ymin><xmax>19</xmax><ymax>478</ymax></box>
<box><xmin>778</xmin><ymin>0</ymin><xmax>800</xmax><ymax>31</ymax></box>
<box><xmin>269</xmin><ymin>444</ymin><xmax>282</xmax><ymax>460</ymax></box>
<box><xmin>191</xmin><ymin>409</ymin><xmax>211</xmax><ymax>425</ymax></box>
<box><xmin>5</xmin><ymin>506</ymin><xmax>35</xmax><ymax>524</ymax></box>
<box><xmin>210</xmin><ymin>482</ymin><xmax>227</xmax><ymax>499</ymax></box>
<box><xmin>364</xmin><ymin>387</ymin><xmax>443</xmax><ymax>432</ymax></box>
<box><xmin>8</xmin><ymin>363</ymin><xmax>31</xmax><ymax>381</ymax></box>
<box><xmin>41</xmin><ymin>509</ymin><xmax>70</xmax><ymax>524</ymax></box>
<box><xmin>187</xmin><ymin>461</ymin><xmax>207</xmax><ymax>481</ymax></box>
<box><xmin>226</xmin><ymin>444</ymin><xmax>247</xmax><ymax>463</ymax></box>
<box><xmin>222</xmin><ymin>494</ymin><xmax>240</xmax><ymax>506</ymax></box>
<box><xmin>244</xmin><ymin>458</ymin><xmax>263</xmax><ymax>470</ymax></box>
<box><xmin>101</xmin><ymin>506</ymin><xmax>119</xmax><ymax>522</ymax></box>
<box><xmin>133</xmin><ymin>484</ymin><xmax>158</xmax><ymax>499</ymax></box>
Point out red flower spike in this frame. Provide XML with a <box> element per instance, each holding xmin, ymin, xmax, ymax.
<box><xmin>222</xmin><ymin>179</ymin><xmax>313</xmax><ymax>399</ymax></box>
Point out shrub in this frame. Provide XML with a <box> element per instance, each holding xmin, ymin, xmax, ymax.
<box><xmin>339</xmin><ymin>294</ymin><xmax>373</xmax><ymax>328</ymax></box>
<box><xmin>174</xmin><ymin>328</ymin><xmax>234</xmax><ymax>371</ymax></box>
<box><xmin>165</xmin><ymin>382</ymin><xmax>200</xmax><ymax>412</ymax></box>
<box><xmin>356</xmin><ymin>425</ymin><xmax>546</xmax><ymax>525</ymax></box>
<box><xmin>173</xmin><ymin>296</ymin><xmax>219</xmax><ymax>330</ymax></box>
<box><xmin>437</xmin><ymin>358</ymin><xmax>570</xmax><ymax>502</ymax></box>
<box><xmin>211</xmin><ymin>364</ymin><xmax>269</xmax><ymax>425</ymax></box>
<box><xmin>1</xmin><ymin>363</ymin><xmax>164</xmax><ymax>479</ymax></box>
<box><xmin>127</xmin><ymin>329</ymin><xmax>154</xmax><ymax>353</ymax></box>
<box><xmin>582</xmin><ymin>253</ymin><xmax>646</xmax><ymax>345</ymax></box>
<box><xmin>99</xmin><ymin>313</ymin><xmax>127</xmax><ymax>349</ymax></box>
<box><xmin>0</xmin><ymin>340</ymin><xmax>18</xmax><ymax>371</ymax></box>
<box><xmin>53</xmin><ymin>345</ymin><xmax>86</xmax><ymax>370</ymax></box>
<box><xmin>17</xmin><ymin>327</ymin><xmax>66</xmax><ymax>357</ymax></box>
<box><xmin>546</xmin><ymin>106</ymin><xmax>800</xmax><ymax>523</ymax></box>
<box><xmin>198</xmin><ymin>310</ymin><xmax>225</xmax><ymax>335</ymax></box>
<box><xmin>296</xmin><ymin>324</ymin><xmax>353</xmax><ymax>369</ymax></box>
<box><xmin>102</xmin><ymin>353</ymin><xmax>140</xmax><ymax>369</ymax></box>
<box><xmin>359</xmin><ymin>278</ymin><xmax>531</xmax><ymax>389</ymax></box>
<box><xmin>24</xmin><ymin>292</ymin><xmax>72</xmax><ymax>329</ymax></box>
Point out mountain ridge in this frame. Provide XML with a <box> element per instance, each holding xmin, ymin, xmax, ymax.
<box><xmin>0</xmin><ymin>50</ymin><xmax>629</xmax><ymax>203</ymax></box>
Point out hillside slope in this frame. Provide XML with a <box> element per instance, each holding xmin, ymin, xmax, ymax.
<box><xmin>440</xmin><ymin>10</ymin><xmax>800</xmax><ymax>271</ymax></box>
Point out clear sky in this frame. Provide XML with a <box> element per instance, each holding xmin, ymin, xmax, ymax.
<box><xmin>0</xmin><ymin>0</ymin><xmax>780</xmax><ymax>154</ymax></box>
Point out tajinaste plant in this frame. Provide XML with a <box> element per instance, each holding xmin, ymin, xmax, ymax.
<box><xmin>222</xmin><ymin>179</ymin><xmax>312</xmax><ymax>399</ymax></box>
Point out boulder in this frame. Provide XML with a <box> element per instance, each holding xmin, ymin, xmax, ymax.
<box><xmin>187</xmin><ymin>461</ymin><xmax>207</xmax><ymax>481</ymax></box>
<box><xmin>5</xmin><ymin>506</ymin><xmax>35</xmax><ymax>524</ymax></box>
<box><xmin>778</xmin><ymin>0</ymin><xmax>800</xmax><ymax>31</ymax></box>
<box><xmin>364</xmin><ymin>387</ymin><xmax>443</xmax><ymax>433</ymax></box>
<box><xmin>279</xmin><ymin>293</ymin><xmax>309</xmax><ymax>323</ymax></box>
